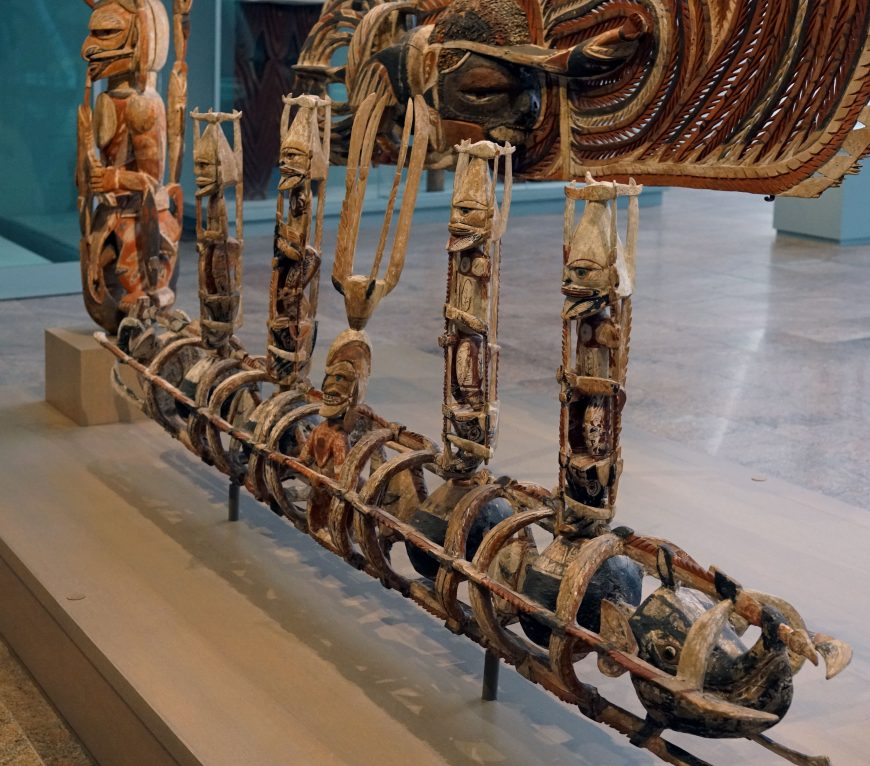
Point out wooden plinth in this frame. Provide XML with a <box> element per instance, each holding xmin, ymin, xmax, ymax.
<box><xmin>44</xmin><ymin>327</ymin><xmax>144</xmax><ymax>426</ymax></box>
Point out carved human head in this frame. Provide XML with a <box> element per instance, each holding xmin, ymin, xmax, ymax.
<box><xmin>279</xmin><ymin>110</ymin><xmax>314</xmax><ymax>193</ymax></box>
<box><xmin>320</xmin><ymin>330</ymin><xmax>372</xmax><ymax>420</ymax></box>
<box><xmin>582</xmin><ymin>396</ymin><xmax>611</xmax><ymax>457</ymax></box>
<box><xmin>562</xmin><ymin>198</ymin><xmax>618</xmax><ymax>318</ymax></box>
<box><xmin>81</xmin><ymin>0</ymin><xmax>168</xmax><ymax>83</ymax></box>
<box><xmin>193</xmin><ymin>122</ymin><xmax>240</xmax><ymax>199</ymax></box>
<box><xmin>447</xmin><ymin>153</ymin><xmax>494</xmax><ymax>252</ymax></box>
<box><xmin>430</xmin><ymin>0</ymin><xmax>542</xmax><ymax>147</ymax></box>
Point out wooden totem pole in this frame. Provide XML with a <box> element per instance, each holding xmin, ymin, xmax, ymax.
<box><xmin>268</xmin><ymin>94</ymin><xmax>331</xmax><ymax>391</ymax></box>
<box><xmin>77</xmin><ymin>0</ymin><xmax>191</xmax><ymax>334</ymax></box>
<box><xmin>438</xmin><ymin>140</ymin><xmax>513</xmax><ymax>477</ymax></box>
<box><xmin>556</xmin><ymin>175</ymin><xmax>640</xmax><ymax>538</ymax></box>
<box><xmin>190</xmin><ymin>110</ymin><xmax>244</xmax><ymax>356</ymax></box>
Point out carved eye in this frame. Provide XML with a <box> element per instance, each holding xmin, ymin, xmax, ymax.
<box><xmin>662</xmin><ymin>645</ymin><xmax>678</xmax><ymax>662</ymax></box>
<box><xmin>334</xmin><ymin>375</ymin><xmax>344</xmax><ymax>382</ymax></box>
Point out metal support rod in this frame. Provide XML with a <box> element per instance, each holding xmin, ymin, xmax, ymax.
<box><xmin>228</xmin><ymin>480</ymin><xmax>240</xmax><ymax>522</ymax></box>
<box><xmin>481</xmin><ymin>648</ymin><xmax>500</xmax><ymax>701</ymax></box>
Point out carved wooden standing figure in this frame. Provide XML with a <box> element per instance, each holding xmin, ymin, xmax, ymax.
<box><xmin>77</xmin><ymin>0</ymin><xmax>191</xmax><ymax>334</ymax></box>
<box><xmin>556</xmin><ymin>175</ymin><xmax>640</xmax><ymax>537</ymax></box>
<box><xmin>190</xmin><ymin>110</ymin><xmax>244</xmax><ymax>356</ymax></box>
<box><xmin>439</xmin><ymin>140</ymin><xmax>513</xmax><ymax>477</ymax></box>
<box><xmin>269</xmin><ymin>95</ymin><xmax>331</xmax><ymax>390</ymax></box>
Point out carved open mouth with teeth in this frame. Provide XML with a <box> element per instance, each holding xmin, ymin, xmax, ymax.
<box><xmin>447</xmin><ymin>223</ymin><xmax>487</xmax><ymax>252</ymax></box>
<box><xmin>561</xmin><ymin>284</ymin><xmax>598</xmax><ymax>298</ymax></box>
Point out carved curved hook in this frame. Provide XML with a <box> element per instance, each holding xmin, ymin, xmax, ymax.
<box><xmin>332</xmin><ymin>93</ymin><xmax>430</xmax><ymax>329</ymax></box>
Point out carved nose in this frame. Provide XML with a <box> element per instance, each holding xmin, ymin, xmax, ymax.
<box><xmin>82</xmin><ymin>44</ymin><xmax>99</xmax><ymax>61</ymax></box>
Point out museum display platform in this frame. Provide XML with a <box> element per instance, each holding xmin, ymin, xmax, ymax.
<box><xmin>0</xmin><ymin>337</ymin><xmax>867</xmax><ymax>766</ymax></box>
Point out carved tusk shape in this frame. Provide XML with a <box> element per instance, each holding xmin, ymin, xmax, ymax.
<box><xmin>676</xmin><ymin>599</ymin><xmax>733</xmax><ymax>689</ymax></box>
<box><xmin>333</xmin><ymin>92</ymin><xmax>386</xmax><ymax>286</ymax></box>
<box><xmin>778</xmin><ymin>623</ymin><xmax>819</xmax><ymax>667</ymax></box>
<box><xmin>751</xmin><ymin>734</ymin><xmax>832</xmax><ymax>766</ymax></box>
<box><xmin>369</xmin><ymin>99</ymin><xmax>415</xmax><ymax>282</ymax></box>
<box><xmin>812</xmin><ymin>633</ymin><xmax>853</xmax><ymax>680</ymax></box>
<box><xmin>657</xmin><ymin>681</ymin><xmax>780</xmax><ymax>725</ymax></box>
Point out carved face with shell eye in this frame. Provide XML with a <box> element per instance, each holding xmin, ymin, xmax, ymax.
<box><xmin>447</xmin><ymin>154</ymin><xmax>495</xmax><ymax>252</ymax></box>
<box><xmin>438</xmin><ymin>53</ymin><xmax>542</xmax><ymax>145</ymax></box>
<box><xmin>278</xmin><ymin>145</ymin><xmax>311</xmax><ymax>192</ymax></box>
<box><xmin>561</xmin><ymin>199</ymin><xmax>618</xmax><ymax>319</ymax></box>
<box><xmin>447</xmin><ymin>199</ymin><xmax>491</xmax><ymax>252</ymax></box>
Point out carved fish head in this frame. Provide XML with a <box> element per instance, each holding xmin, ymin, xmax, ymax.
<box><xmin>620</xmin><ymin>583</ymin><xmax>794</xmax><ymax>737</ymax></box>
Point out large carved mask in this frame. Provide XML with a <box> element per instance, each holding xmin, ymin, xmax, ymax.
<box><xmin>429</xmin><ymin>0</ymin><xmax>543</xmax><ymax>149</ymax></box>
<box><xmin>298</xmin><ymin>0</ymin><xmax>870</xmax><ymax>197</ymax></box>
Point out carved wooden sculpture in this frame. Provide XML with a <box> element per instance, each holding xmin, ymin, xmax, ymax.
<box><xmin>94</xmin><ymin>93</ymin><xmax>854</xmax><ymax>763</ymax></box>
<box><xmin>296</xmin><ymin>0</ymin><xmax>870</xmax><ymax>196</ymax></box>
<box><xmin>77</xmin><ymin>0</ymin><xmax>191</xmax><ymax>334</ymax></box>
<box><xmin>557</xmin><ymin>175</ymin><xmax>639</xmax><ymax>537</ymax></box>
<box><xmin>331</xmin><ymin>92</ymin><xmax>429</xmax><ymax>329</ymax></box>
<box><xmin>269</xmin><ymin>94</ymin><xmax>330</xmax><ymax>390</ymax></box>
<box><xmin>439</xmin><ymin>140</ymin><xmax>513</xmax><ymax>477</ymax></box>
<box><xmin>73</xmin><ymin>0</ymin><xmax>868</xmax><ymax>759</ymax></box>
<box><xmin>190</xmin><ymin>110</ymin><xmax>244</xmax><ymax>355</ymax></box>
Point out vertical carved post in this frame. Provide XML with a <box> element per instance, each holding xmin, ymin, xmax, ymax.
<box><xmin>557</xmin><ymin>174</ymin><xmax>640</xmax><ymax>537</ymax></box>
<box><xmin>438</xmin><ymin>140</ymin><xmax>514</xmax><ymax>477</ymax></box>
<box><xmin>299</xmin><ymin>94</ymin><xmax>429</xmax><ymax>542</ymax></box>
<box><xmin>268</xmin><ymin>94</ymin><xmax>331</xmax><ymax>390</ymax></box>
<box><xmin>167</xmin><ymin>0</ymin><xmax>194</xmax><ymax>187</ymax></box>
<box><xmin>190</xmin><ymin>110</ymin><xmax>244</xmax><ymax>356</ymax></box>
<box><xmin>77</xmin><ymin>0</ymin><xmax>189</xmax><ymax>334</ymax></box>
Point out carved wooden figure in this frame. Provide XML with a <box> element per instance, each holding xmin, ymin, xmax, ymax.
<box><xmin>298</xmin><ymin>329</ymin><xmax>373</xmax><ymax>535</ymax></box>
<box><xmin>97</xmin><ymin>136</ymin><xmax>854</xmax><ymax>765</ymax></box>
<box><xmin>190</xmin><ymin>109</ymin><xmax>244</xmax><ymax>356</ymax></box>
<box><xmin>269</xmin><ymin>94</ymin><xmax>331</xmax><ymax>390</ymax></box>
<box><xmin>77</xmin><ymin>0</ymin><xmax>191</xmax><ymax>334</ymax></box>
<box><xmin>557</xmin><ymin>175</ymin><xmax>640</xmax><ymax>538</ymax></box>
<box><xmin>439</xmin><ymin>140</ymin><xmax>514</xmax><ymax>477</ymax></box>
